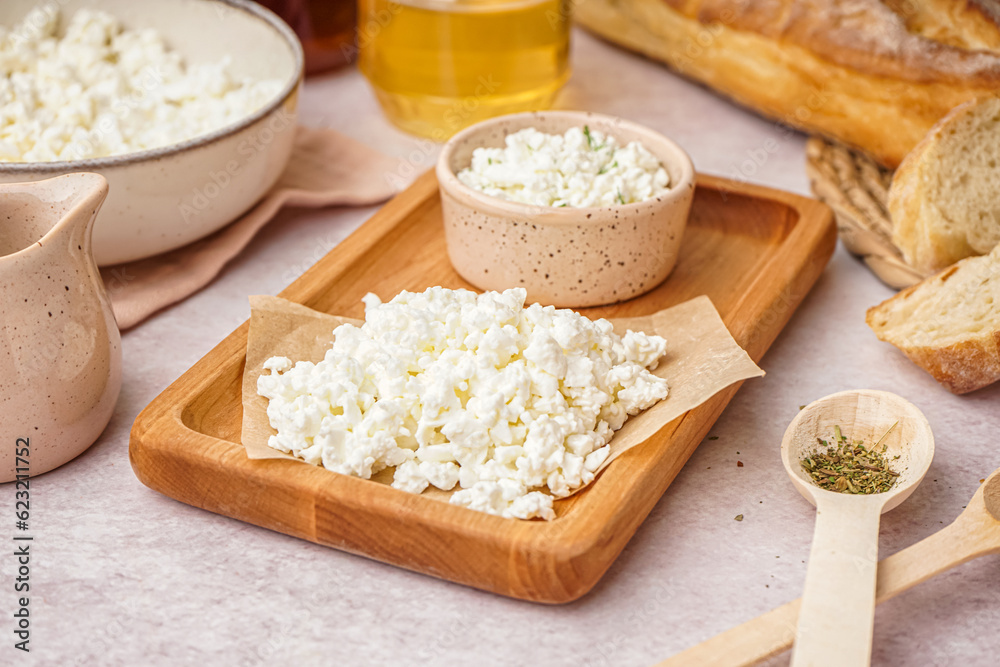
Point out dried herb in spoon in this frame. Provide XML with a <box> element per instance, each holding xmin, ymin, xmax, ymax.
<box><xmin>800</xmin><ymin>424</ymin><xmax>901</xmax><ymax>494</ymax></box>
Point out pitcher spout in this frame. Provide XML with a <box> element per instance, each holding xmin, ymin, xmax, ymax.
<box><xmin>0</xmin><ymin>173</ymin><xmax>109</xmax><ymax>263</ymax></box>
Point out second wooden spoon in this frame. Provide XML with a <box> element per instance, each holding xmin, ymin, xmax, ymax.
<box><xmin>657</xmin><ymin>467</ymin><xmax>1000</xmax><ymax>666</ymax></box>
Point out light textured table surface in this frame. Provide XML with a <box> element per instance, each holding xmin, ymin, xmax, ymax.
<box><xmin>5</xmin><ymin>29</ymin><xmax>999</xmax><ymax>667</ymax></box>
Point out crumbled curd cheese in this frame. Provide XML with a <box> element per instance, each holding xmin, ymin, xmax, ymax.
<box><xmin>0</xmin><ymin>8</ymin><xmax>283</xmax><ymax>162</ymax></box>
<box><xmin>257</xmin><ymin>287</ymin><xmax>670</xmax><ymax>521</ymax></box>
<box><xmin>456</xmin><ymin>126</ymin><xmax>671</xmax><ymax>208</ymax></box>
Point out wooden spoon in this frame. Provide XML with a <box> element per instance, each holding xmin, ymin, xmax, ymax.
<box><xmin>656</xmin><ymin>467</ymin><xmax>1000</xmax><ymax>667</ymax></box>
<box><xmin>782</xmin><ymin>390</ymin><xmax>934</xmax><ymax>666</ymax></box>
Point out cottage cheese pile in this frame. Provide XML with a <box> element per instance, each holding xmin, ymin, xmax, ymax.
<box><xmin>258</xmin><ymin>287</ymin><xmax>670</xmax><ymax>520</ymax></box>
<box><xmin>0</xmin><ymin>8</ymin><xmax>283</xmax><ymax>162</ymax></box>
<box><xmin>456</xmin><ymin>126</ymin><xmax>671</xmax><ymax>208</ymax></box>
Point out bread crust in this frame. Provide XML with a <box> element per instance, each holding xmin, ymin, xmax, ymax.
<box><xmin>676</xmin><ymin>0</ymin><xmax>1000</xmax><ymax>84</ymax></box>
<box><xmin>888</xmin><ymin>0</ymin><xmax>1000</xmax><ymax>50</ymax></box>
<box><xmin>866</xmin><ymin>260</ymin><xmax>1000</xmax><ymax>394</ymax></box>
<box><xmin>887</xmin><ymin>332</ymin><xmax>1000</xmax><ymax>394</ymax></box>
<box><xmin>575</xmin><ymin>0</ymin><xmax>1000</xmax><ymax>166</ymax></box>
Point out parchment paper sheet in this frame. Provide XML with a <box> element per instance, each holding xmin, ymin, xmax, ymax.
<box><xmin>241</xmin><ymin>294</ymin><xmax>764</xmax><ymax>499</ymax></box>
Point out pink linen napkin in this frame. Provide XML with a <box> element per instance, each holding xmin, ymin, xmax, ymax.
<box><xmin>101</xmin><ymin>126</ymin><xmax>405</xmax><ymax>330</ymax></box>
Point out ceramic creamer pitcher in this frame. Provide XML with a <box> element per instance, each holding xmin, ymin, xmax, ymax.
<box><xmin>0</xmin><ymin>173</ymin><xmax>122</xmax><ymax>483</ymax></box>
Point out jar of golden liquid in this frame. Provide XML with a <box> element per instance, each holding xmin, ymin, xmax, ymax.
<box><xmin>358</xmin><ymin>0</ymin><xmax>571</xmax><ymax>139</ymax></box>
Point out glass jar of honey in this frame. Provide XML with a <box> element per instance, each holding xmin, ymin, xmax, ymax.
<box><xmin>358</xmin><ymin>0</ymin><xmax>571</xmax><ymax>140</ymax></box>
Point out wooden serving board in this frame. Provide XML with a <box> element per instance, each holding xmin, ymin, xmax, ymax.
<box><xmin>130</xmin><ymin>171</ymin><xmax>835</xmax><ymax>604</ymax></box>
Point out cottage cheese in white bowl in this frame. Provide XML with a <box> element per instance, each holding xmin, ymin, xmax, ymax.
<box><xmin>0</xmin><ymin>0</ymin><xmax>303</xmax><ymax>265</ymax></box>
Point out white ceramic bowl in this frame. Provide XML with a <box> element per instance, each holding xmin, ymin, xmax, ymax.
<box><xmin>437</xmin><ymin>111</ymin><xmax>695</xmax><ymax>308</ymax></box>
<box><xmin>0</xmin><ymin>0</ymin><xmax>303</xmax><ymax>266</ymax></box>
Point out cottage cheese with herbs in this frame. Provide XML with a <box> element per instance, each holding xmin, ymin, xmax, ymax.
<box><xmin>456</xmin><ymin>126</ymin><xmax>671</xmax><ymax>208</ymax></box>
<box><xmin>257</xmin><ymin>287</ymin><xmax>670</xmax><ymax>520</ymax></box>
<box><xmin>0</xmin><ymin>8</ymin><xmax>283</xmax><ymax>162</ymax></box>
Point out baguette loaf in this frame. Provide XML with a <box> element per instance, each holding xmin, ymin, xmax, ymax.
<box><xmin>866</xmin><ymin>243</ymin><xmax>1000</xmax><ymax>394</ymax></box>
<box><xmin>889</xmin><ymin>96</ymin><xmax>1000</xmax><ymax>273</ymax></box>
<box><xmin>575</xmin><ymin>0</ymin><xmax>1000</xmax><ymax>167</ymax></box>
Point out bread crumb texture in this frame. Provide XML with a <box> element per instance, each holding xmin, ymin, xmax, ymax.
<box><xmin>867</xmin><ymin>244</ymin><xmax>1000</xmax><ymax>393</ymax></box>
<box><xmin>890</xmin><ymin>96</ymin><xmax>1000</xmax><ymax>272</ymax></box>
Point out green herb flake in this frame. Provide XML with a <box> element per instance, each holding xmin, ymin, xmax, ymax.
<box><xmin>734</xmin><ymin>514</ymin><xmax>744</xmax><ymax>522</ymax></box>
<box><xmin>583</xmin><ymin>125</ymin><xmax>606</xmax><ymax>151</ymax></box>
<box><xmin>800</xmin><ymin>425</ymin><xmax>901</xmax><ymax>495</ymax></box>
<box><xmin>616</xmin><ymin>190</ymin><xmax>626</xmax><ymax>205</ymax></box>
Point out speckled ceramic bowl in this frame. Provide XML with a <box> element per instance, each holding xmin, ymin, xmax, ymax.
<box><xmin>0</xmin><ymin>0</ymin><xmax>303</xmax><ymax>266</ymax></box>
<box><xmin>436</xmin><ymin>111</ymin><xmax>695</xmax><ymax>307</ymax></box>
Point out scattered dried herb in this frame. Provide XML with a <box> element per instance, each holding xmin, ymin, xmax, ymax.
<box><xmin>800</xmin><ymin>424</ymin><xmax>901</xmax><ymax>494</ymax></box>
<box><xmin>734</xmin><ymin>514</ymin><xmax>744</xmax><ymax>521</ymax></box>
<box><xmin>708</xmin><ymin>436</ymin><xmax>719</xmax><ymax>441</ymax></box>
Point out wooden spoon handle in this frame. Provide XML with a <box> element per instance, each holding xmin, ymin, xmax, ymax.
<box><xmin>791</xmin><ymin>497</ymin><xmax>882</xmax><ymax>667</ymax></box>
<box><xmin>655</xmin><ymin>512</ymin><xmax>999</xmax><ymax>667</ymax></box>
<box><xmin>875</xmin><ymin>510</ymin><xmax>998</xmax><ymax>599</ymax></box>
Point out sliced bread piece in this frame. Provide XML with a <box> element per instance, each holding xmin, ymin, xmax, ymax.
<box><xmin>866</xmin><ymin>243</ymin><xmax>1000</xmax><ymax>394</ymax></box>
<box><xmin>889</xmin><ymin>96</ymin><xmax>1000</xmax><ymax>273</ymax></box>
